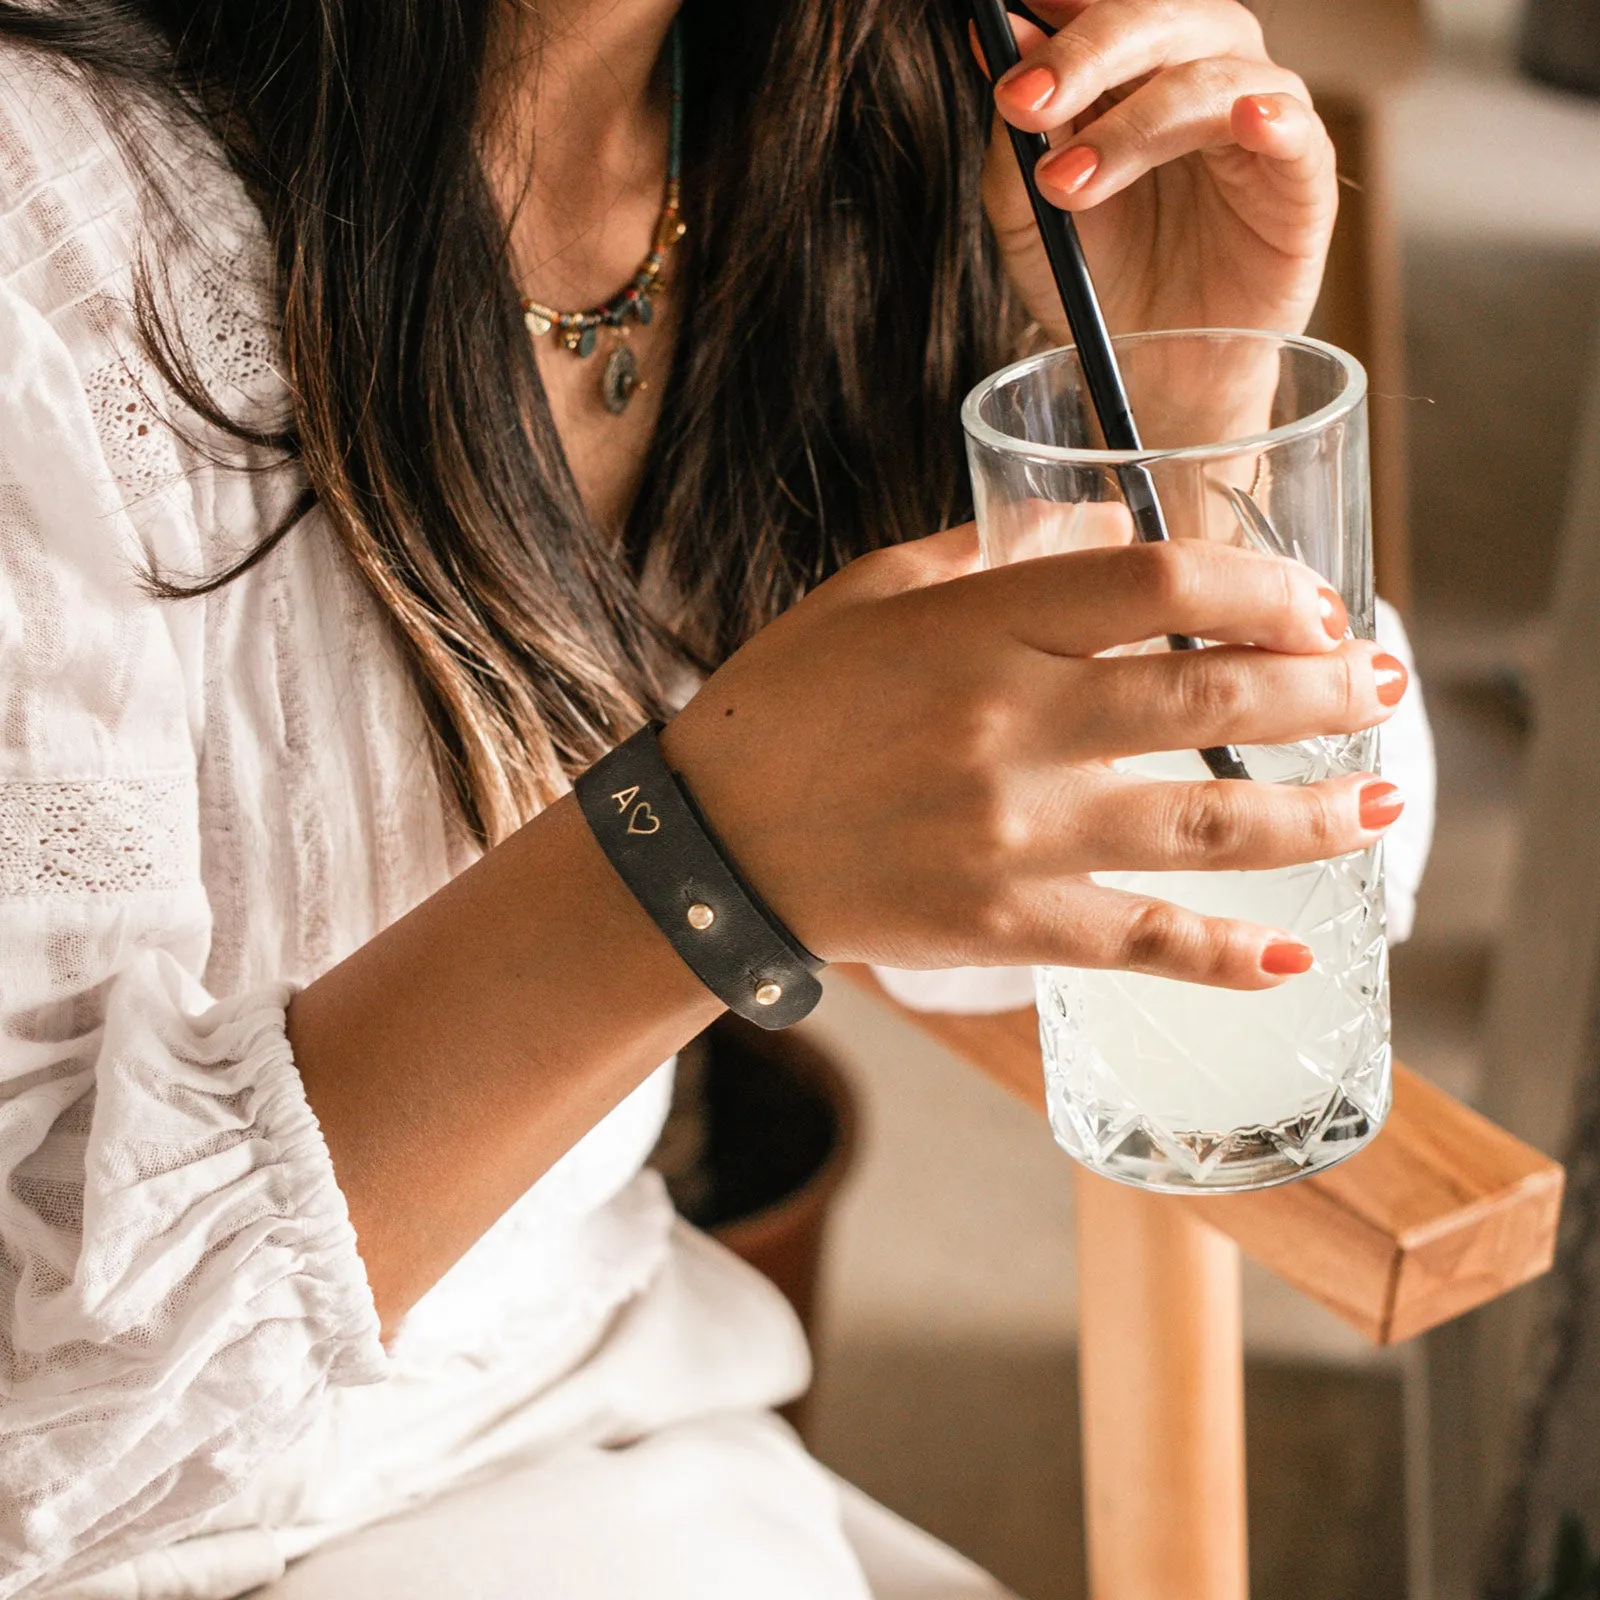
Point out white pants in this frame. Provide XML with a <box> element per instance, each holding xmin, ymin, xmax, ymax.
<box><xmin>243</xmin><ymin>1220</ymin><xmax>1016</xmax><ymax>1600</ymax></box>
<box><xmin>54</xmin><ymin>1220</ymin><xmax>1015</xmax><ymax>1600</ymax></box>
<box><xmin>255</xmin><ymin>1425</ymin><xmax>1014</xmax><ymax>1600</ymax></box>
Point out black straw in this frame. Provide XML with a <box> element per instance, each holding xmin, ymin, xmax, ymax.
<box><xmin>968</xmin><ymin>0</ymin><xmax>1250</xmax><ymax>782</ymax></box>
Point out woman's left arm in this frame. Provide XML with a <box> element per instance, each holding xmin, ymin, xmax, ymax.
<box><xmin>979</xmin><ymin>0</ymin><xmax>1338</xmax><ymax>339</ymax></box>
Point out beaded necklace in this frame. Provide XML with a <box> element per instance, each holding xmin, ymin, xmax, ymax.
<box><xmin>521</xmin><ymin>18</ymin><xmax>686</xmax><ymax>416</ymax></box>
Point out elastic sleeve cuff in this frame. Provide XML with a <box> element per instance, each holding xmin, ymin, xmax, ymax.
<box><xmin>217</xmin><ymin>986</ymin><xmax>389</xmax><ymax>1387</ymax></box>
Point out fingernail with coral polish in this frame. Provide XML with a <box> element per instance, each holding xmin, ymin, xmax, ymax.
<box><xmin>1039</xmin><ymin>144</ymin><xmax>1099</xmax><ymax>195</ymax></box>
<box><xmin>1242</xmin><ymin>94</ymin><xmax>1282</xmax><ymax>122</ymax></box>
<box><xmin>1318</xmin><ymin>586</ymin><xmax>1347</xmax><ymax>640</ymax></box>
<box><xmin>998</xmin><ymin>64</ymin><xmax>1056</xmax><ymax>112</ymax></box>
<box><xmin>1373</xmin><ymin>652</ymin><xmax>1408</xmax><ymax>706</ymax></box>
<box><xmin>1262</xmin><ymin>940</ymin><xmax>1314</xmax><ymax>976</ymax></box>
<box><xmin>1359</xmin><ymin>781</ymin><xmax>1405</xmax><ymax>830</ymax></box>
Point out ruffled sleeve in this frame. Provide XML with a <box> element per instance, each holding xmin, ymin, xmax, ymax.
<box><xmin>0</xmin><ymin>244</ymin><xmax>385</xmax><ymax>1595</ymax></box>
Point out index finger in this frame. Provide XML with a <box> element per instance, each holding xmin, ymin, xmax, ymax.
<box><xmin>963</xmin><ymin>538</ymin><xmax>1348</xmax><ymax>658</ymax></box>
<box><xmin>994</xmin><ymin>0</ymin><xmax>1267</xmax><ymax>132</ymax></box>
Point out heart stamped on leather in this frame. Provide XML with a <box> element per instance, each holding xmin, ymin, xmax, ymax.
<box><xmin>627</xmin><ymin>802</ymin><xmax>661</xmax><ymax>836</ymax></box>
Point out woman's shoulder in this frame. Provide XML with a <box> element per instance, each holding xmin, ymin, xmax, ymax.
<box><xmin>0</xmin><ymin>37</ymin><xmax>288</xmax><ymax>543</ymax></box>
<box><xmin>0</xmin><ymin>38</ymin><xmax>269</xmax><ymax>357</ymax></box>
<box><xmin>0</xmin><ymin>41</ymin><xmax>147</xmax><ymax>279</ymax></box>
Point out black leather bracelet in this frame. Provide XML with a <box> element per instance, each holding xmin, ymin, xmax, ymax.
<box><xmin>574</xmin><ymin>723</ymin><xmax>825</xmax><ymax>1029</ymax></box>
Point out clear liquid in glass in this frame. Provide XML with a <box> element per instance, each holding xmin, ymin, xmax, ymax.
<box><xmin>1037</xmin><ymin>734</ymin><xmax>1391</xmax><ymax>1192</ymax></box>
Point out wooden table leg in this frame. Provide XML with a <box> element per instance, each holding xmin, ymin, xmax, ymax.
<box><xmin>1077</xmin><ymin>1172</ymin><xmax>1250</xmax><ymax>1600</ymax></box>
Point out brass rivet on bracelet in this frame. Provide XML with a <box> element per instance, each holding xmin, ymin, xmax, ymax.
<box><xmin>687</xmin><ymin>903</ymin><xmax>715</xmax><ymax>930</ymax></box>
<box><xmin>754</xmin><ymin>982</ymin><xmax>783</xmax><ymax>1007</ymax></box>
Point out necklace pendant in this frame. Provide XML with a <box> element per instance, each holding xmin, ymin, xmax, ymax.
<box><xmin>602</xmin><ymin>341</ymin><xmax>642</xmax><ymax>414</ymax></box>
<box><xmin>517</xmin><ymin>15</ymin><xmax>685</xmax><ymax>413</ymax></box>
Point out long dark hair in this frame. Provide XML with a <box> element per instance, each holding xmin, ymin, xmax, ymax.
<box><xmin>0</xmin><ymin>0</ymin><xmax>1014</xmax><ymax>842</ymax></box>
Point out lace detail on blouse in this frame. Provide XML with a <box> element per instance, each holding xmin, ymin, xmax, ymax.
<box><xmin>78</xmin><ymin>360</ymin><xmax>182</xmax><ymax>507</ymax></box>
<box><xmin>180</xmin><ymin>243</ymin><xmax>283</xmax><ymax>407</ymax></box>
<box><xmin>0</xmin><ymin>775</ymin><xmax>196</xmax><ymax>897</ymax></box>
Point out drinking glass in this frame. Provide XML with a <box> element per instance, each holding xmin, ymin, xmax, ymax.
<box><xmin>961</xmin><ymin>330</ymin><xmax>1389</xmax><ymax>1193</ymax></box>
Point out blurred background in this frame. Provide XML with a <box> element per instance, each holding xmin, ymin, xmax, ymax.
<box><xmin>757</xmin><ymin>2</ymin><xmax>1600</xmax><ymax>1595</ymax></box>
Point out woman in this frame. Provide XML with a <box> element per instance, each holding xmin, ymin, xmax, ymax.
<box><xmin>0</xmin><ymin>0</ymin><xmax>1426</xmax><ymax>1594</ymax></box>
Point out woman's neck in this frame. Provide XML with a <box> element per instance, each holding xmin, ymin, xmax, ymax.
<box><xmin>489</xmin><ymin>0</ymin><xmax>681</xmax><ymax>305</ymax></box>
<box><xmin>488</xmin><ymin>0</ymin><xmax>686</xmax><ymax>537</ymax></box>
<box><xmin>518</xmin><ymin>0</ymin><xmax>680</xmax><ymax>155</ymax></box>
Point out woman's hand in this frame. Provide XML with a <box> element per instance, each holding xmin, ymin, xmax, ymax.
<box><xmin>662</xmin><ymin>525</ymin><xmax>1407</xmax><ymax>992</ymax></box>
<box><xmin>978</xmin><ymin>0</ymin><xmax>1338</xmax><ymax>339</ymax></box>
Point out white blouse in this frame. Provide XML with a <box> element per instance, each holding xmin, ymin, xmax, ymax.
<box><xmin>0</xmin><ymin>43</ymin><xmax>1438</xmax><ymax>1600</ymax></box>
<box><xmin>0</xmin><ymin>50</ymin><xmax>677</xmax><ymax>1598</ymax></box>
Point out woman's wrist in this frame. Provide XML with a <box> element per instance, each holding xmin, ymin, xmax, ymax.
<box><xmin>574</xmin><ymin>725</ymin><xmax>824</xmax><ymax>1028</ymax></box>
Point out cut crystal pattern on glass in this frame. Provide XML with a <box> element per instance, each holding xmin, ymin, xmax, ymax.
<box><xmin>1038</xmin><ymin>744</ymin><xmax>1391</xmax><ymax>1193</ymax></box>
